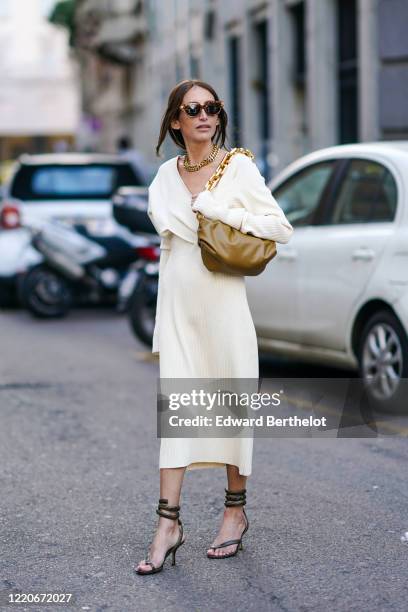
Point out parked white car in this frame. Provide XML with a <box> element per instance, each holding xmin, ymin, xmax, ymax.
<box><xmin>0</xmin><ymin>153</ymin><xmax>148</xmax><ymax>305</ymax></box>
<box><xmin>246</xmin><ymin>142</ymin><xmax>408</xmax><ymax>413</ymax></box>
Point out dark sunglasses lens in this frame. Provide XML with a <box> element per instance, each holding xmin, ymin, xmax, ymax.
<box><xmin>185</xmin><ymin>104</ymin><xmax>201</xmax><ymax>116</ymax></box>
<box><xmin>205</xmin><ymin>103</ymin><xmax>221</xmax><ymax>115</ymax></box>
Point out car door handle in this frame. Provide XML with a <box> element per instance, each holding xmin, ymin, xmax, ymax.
<box><xmin>351</xmin><ymin>248</ymin><xmax>375</xmax><ymax>261</ymax></box>
<box><xmin>278</xmin><ymin>249</ymin><xmax>298</xmax><ymax>261</ymax></box>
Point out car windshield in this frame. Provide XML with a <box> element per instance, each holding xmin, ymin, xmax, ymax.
<box><xmin>10</xmin><ymin>163</ymin><xmax>144</xmax><ymax>200</ymax></box>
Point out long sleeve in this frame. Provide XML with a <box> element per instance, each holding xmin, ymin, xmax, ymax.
<box><xmin>152</xmin><ymin>232</ymin><xmax>171</xmax><ymax>355</ymax></box>
<box><xmin>192</xmin><ymin>155</ymin><xmax>294</xmax><ymax>244</ymax></box>
<box><xmin>229</xmin><ymin>205</ymin><xmax>293</xmax><ymax>244</ymax></box>
<box><xmin>224</xmin><ymin>155</ymin><xmax>294</xmax><ymax>243</ymax></box>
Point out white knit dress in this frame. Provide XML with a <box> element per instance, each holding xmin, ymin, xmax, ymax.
<box><xmin>147</xmin><ymin>151</ymin><xmax>294</xmax><ymax>476</ymax></box>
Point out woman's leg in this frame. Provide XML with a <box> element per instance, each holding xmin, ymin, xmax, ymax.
<box><xmin>206</xmin><ymin>464</ymin><xmax>248</xmax><ymax>557</ymax></box>
<box><xmin>136</xmin><ymin>466</ymin><xmax>187</xmax><ymax>571</ymax></box>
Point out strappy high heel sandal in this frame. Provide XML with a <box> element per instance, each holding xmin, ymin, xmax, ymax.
<box><xmin>207</xmin><ymin>488</ymin><xmax>249</xmax><ymax>559</ymax></box>
<box><xmin>135</xmin><ymin>498</ymin><xmax>185</xmax><ymax>575</ymax></box>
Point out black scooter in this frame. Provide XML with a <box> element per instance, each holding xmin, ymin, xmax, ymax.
<box><xmin>113</xmin><ymin>186</ymin><xmax>160</xmax><ymax>347</ymax></box>
<box><xmin>126</xmin><ymin>252</ymin><xmax>159</xmax><ymax>347</ymax></box>
<box><xmin>17</xmin><ymin>219</ymin><xmax>150</xmax><ymax>318</ymax></box>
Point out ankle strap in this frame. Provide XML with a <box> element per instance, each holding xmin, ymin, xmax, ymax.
<box><xmin>156</xmin><ymin>497</ymin><xmax>180</xmax><ymax>520</ymax></box>
<box><xmin>224</xmin><ymin>488</ymin><xmax>246</xmax><ymax>507</ymax></box>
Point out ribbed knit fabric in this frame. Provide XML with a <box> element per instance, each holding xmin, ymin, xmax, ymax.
<box><xmin>191</xmin><ymin>183</ymin><xmax>294</xmax><ymax>243</ymax></box>
<box><xmin>148</xmin><ymin>152</ymin><xmax>294</xmax><ymax>476</ymax></box>
<box><xmin>151</xmin><ymin>234</ymin><xmax>170</xmax><ymax>357</ymax></box>
<box><xmin>156</xmin><ymin>234</ymin><xmax>257</xmax><ymax>476</ymax></box>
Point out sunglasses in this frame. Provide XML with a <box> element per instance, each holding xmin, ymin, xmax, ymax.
<box><xmin>179</xmin><ymin>100</ymin><xmax>224</xmax><ymax>117</ymax></box>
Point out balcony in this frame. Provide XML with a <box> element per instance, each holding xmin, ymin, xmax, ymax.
<box><xmin>75</xmin><ymin>0</ymin><xmax>147</xmax><ymax>64</ymax></box>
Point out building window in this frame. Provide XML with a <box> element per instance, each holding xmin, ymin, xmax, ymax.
<box><xmin>204</xmin><ymin>10</ymin><xmax>216</xmax><ymax>41</ymax></box>
<box><xmin>190</xmin><ymin>55</ymin><xmax>200</xmax><ymax>79</ymax></box>
<box><xmin>175</xmin><ymin>58</ymin><xmax>183</xmax><ymax>82</ymax></box>
<box><xmin>337</xmin><ymin>0</ymin><xmax>359</xmax><ymax>143</ymax></box>
<box><xmin>252</xmin><ymin>20</ymin><xmax>270</xmax><ymax>178</ymax></box>
<box><xmin>228</xmin><ymin>36</ymin><xmax>242</xmax><ymax>146</ymax></box>
<box><xmin>289</xmin><ymin>1</ymin><xmax>305</xmax><ymax>87</ymax></box>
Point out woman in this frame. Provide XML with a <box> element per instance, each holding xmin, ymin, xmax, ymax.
<box><xmin>135</xmin><ymin>79</ymin><xmax>294</xmax><ymax>575</ymax></box>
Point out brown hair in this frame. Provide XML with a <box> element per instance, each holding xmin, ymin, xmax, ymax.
<box><xmin>155</xmin><ymin>79</ymin><xmax>228</xmax><ymax>156</ymax></box>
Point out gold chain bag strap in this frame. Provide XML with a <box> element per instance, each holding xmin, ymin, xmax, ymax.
<box><xmin>195</xmin><ymin>147</ymin><xmax>277</xmax><ymax>276</ymax></box>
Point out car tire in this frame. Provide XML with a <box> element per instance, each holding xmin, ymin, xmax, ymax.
<box><xmin>128</xmin><ymin>274</ymin><xmax>157</xmax><ymax>347</ymax></box>
<box><xmin>18</xmin><ymin>265</ymin><xmax>73</xmax><ymax>319</ymax></box>
<box><xmin>357</xmin><ymin>309</ymin><xmax>408</xmax><ymax>415</ymax></box>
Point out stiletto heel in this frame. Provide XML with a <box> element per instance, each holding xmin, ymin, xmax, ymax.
<box><xmin>207</xmin><ymin>488</ymin><xmax>249</xmax><ymax>559</ymax></box>
<box><xmin>135</xmin><ymin>498</ymin><xmax>185</xmax><ymax>575</ymax></box>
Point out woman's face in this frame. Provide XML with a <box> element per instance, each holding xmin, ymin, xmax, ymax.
<box><xmin>171</xmin><ymin>85</ymin><xmax>220</xmax><ymax>147</ymax></box>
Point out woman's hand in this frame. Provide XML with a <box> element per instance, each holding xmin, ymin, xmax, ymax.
<box><xmin>191</xmin><ymin>190</ymin><xmax>223</xmax><ymax>220</ymax></box>
<box><xmin>192</xmin><ymin>190</ymin><xmax>245</xmax><ymax>230</ymax></box>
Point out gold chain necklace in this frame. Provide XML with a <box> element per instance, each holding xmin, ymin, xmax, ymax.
<box><xmin>183</xmin><ymin>143</ymin><xmax>220</xmax><ymax>172</ymax></box>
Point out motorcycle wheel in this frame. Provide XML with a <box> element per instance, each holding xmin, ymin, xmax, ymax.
<box><xmin>128</xmin><ymin>275</ymin><xmax>157</xmax><ymax>347</ymax></box>
<box><xmin>18</xmin><ymin>265</ymin><xmax>73</xmax><ymax>319</ymax></box>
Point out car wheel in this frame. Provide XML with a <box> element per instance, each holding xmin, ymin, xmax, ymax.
<box><xmin>128</xmin><ymin>274</ymin><xmax>157</xmax><ymax>347</ymax></box>
<box><xmin>18</xmin><ymin>265</ymin><xmax>73</xmax><ymax>318</ymax></box>
<box><xmin>357</xmin><ymin>310</ymin><xmax>408</xmax><ymax>414</ymax></box>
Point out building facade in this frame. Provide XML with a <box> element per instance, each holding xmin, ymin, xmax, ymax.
<box><xmin>73</xmin><ymin>0</ymin><xmax>408</xmax><ymax>179</ymax></box>
<box><xmin>0</xmin><ymin>0</ymin><xmax>80</xmax><ymax>161</ymax></box>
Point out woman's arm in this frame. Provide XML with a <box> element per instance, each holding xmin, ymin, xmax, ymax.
<box><xmin>152</xmin><ymin>232</ymin><xmax>171</xmax><ymax>355</ymax></box>
<box><xmin>192</xmin><ymin>155</ymin><xmax>294</xmax><ymax>244</ymax></box>
<box><xmin>147</xmin><ymin>173</ymin><xmax>170</xmax><ymax>354</ymax></box>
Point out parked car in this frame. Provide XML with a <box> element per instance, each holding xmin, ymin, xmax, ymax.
<box><xmin>0</xmin><ymin>153</ymin><xmax>148</xmax><ymax>306</ymax></box>
<box><xmin>246</xmin><ymin>141</ymin><xmax>408</xmax><ymax>413</ymax></box>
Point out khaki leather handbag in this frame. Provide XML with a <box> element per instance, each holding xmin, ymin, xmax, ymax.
<box><xmin>195</xmin><ymin>147</ymin><xmax>277</xmax><ymax>276</ymax></box>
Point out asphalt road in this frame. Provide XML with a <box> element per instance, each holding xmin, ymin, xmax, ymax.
<box><xmin>1</xmin><ymin>306</ymin><xmax>408</xmax><ymax>612</ymax></box>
